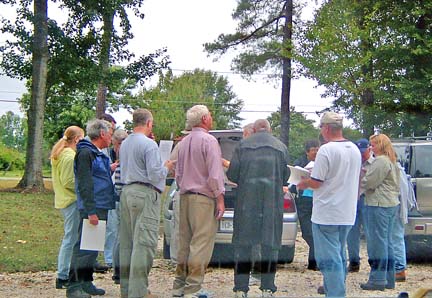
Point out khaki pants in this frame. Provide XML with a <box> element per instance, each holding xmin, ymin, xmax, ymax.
<box><xmin>173</xmin><ymin>194</ymin><xmax>218</xmax><ymax>295</ymax></box>
<box><xmin>120</xmin><ymin>184</ymin><xmax>160</xmax><ymax>298</ymax></box>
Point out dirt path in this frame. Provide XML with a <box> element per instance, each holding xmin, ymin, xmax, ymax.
<box><xmin>1</xmin><ymin>236</ymin><xmax>431</xmax><ymax>298</ymax></box>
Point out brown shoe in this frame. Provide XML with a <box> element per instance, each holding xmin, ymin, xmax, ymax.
<box><xmin>396</xmin><ymin>270</ymin><xmax>406</xmax><ymax>282</ymax></box>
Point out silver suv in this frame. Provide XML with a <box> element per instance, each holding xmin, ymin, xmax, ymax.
<box><xmin>162</xmin><ymin>130</ymin><xmax>298</xmax><ymax>265</ymax></box>
<box><xmin>393</xmin><ymin>139</ymin><xmax>432</xmax><ymax>259</ymax></box>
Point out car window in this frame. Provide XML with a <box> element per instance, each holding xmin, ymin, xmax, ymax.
<box><xmin>412</xmin><ymin>145</ymin><xmax>432</xmax><ymax>178</ymax></box>
<box><xmin>393</xmin><ymin>143</ymin><xmax>410</xmax><ymax>173</ymax></box>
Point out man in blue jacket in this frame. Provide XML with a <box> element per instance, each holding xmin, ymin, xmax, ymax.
<box><xmin>68</xmin><ymin>119</ymin><xmax>115</xmax><ymax>298</ymax></box>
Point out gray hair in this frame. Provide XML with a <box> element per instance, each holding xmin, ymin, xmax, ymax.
<box><xmin>186</xmin><ymin>105</ymin><xmax>210</xmax><ymax>128</ymax></box>
<box><xmin>112</xmin><ymin>129</ymin><xmax>128</xmax><ymax>142</ymax></box>
<box><xmin>253</xmin><ymin>119</ymin><xmax>271</xmax><ymax>133</ymax></box>
<box><xmin>133</xmin><ymin>108</ymin><xmax>153</xmax><ymax>127</ymax></box>
<box><xmin>86</xmin><ymin>119</ymin><xmax>112</xmax><ymax>140</ymax></box>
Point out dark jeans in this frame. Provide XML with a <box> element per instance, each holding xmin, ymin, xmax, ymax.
<box><xmin>295</xmin><ymin>196</ymin><xmax>315</xmax><ymax>264</ymax></box>
<box><xmin>233</xmin><ymin>244</ymin><xmax>278</xmax><ymax>293</ymax></box>
<box><xmin>347</xmin><ymin>196</ymin><xmax>366</xmax><ymax>264</ymax></box>
<box><xmin>69</xmin><ymin>209</ymin><xmax>108</xmax><ymax>284</ymax></box>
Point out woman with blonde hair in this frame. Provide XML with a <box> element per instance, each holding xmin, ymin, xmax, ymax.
<box><xmin>50</xmin><ymin>125</ymin><xmax>84</xmax><ymax>290</ymax></box>
<box><xmin>360</xmin><ymin>133</ymin><xmax>400</xmax><ymax>291</ymax></box>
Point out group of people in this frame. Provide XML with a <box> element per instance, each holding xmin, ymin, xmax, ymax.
<box><xmin>50</xmin><ymin>107</ymin><xmax>414</xmax><ymax>298</ymax></box>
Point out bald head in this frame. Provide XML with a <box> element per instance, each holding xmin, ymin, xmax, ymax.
<box><xmin>253</xmin><ymin>119</ymin><xmax>271</xmax><ymax>133</ymax></box>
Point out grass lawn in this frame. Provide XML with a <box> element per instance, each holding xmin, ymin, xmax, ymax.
<box><xmin>0</xmin><ymin>178</ymin><xmax>168</xmax><ymax>273</ymax></box>
<box><xmin>0</xmin><ymin>188</ymin><xmax>62</xmax><ymax>272</ymax></box>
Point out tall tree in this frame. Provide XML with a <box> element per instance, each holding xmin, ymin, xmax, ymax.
<box><xmin>297</xmin><ymin>0</ymin><xmax>432</xmax><ymax>137</ymax></box>
<box><xmin>130</xmin><ymin>69</ymin><xmax>244</xmax><ymax>140</ymax></box>
<box><xmin>204</xmin><ymin>0</ymin><xmax>295</xmax><ymax>146</ymax></box>
<box><xmin>17</xmin><ymin>0</ymin><xmax>48</xmax><ymax>191</ymax></box>
<box><xmin>1</xmin><ymin>1</ymin><xmax>170</xmax><ymax>147</ymax></box>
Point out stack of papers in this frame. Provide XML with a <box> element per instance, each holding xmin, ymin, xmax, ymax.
<box><xmin>287</xmin><ymin>165</ymin><xmax>311</xmax><ymax>185</ymax></box>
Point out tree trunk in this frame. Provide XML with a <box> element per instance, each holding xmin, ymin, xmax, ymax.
<box><xmin>280</xmin><ymin>0</ymin><xmax>293</xmax><ymax>151</ymax></box>
<box><xmin>95</xmin><ymin>12</ymin><xmax>114</xmax><ymax>118</ymax></box>
<box><xmin>17</xmin><ymin>0</ymin><xmax>48</xmax><ymax>192</ymax></box>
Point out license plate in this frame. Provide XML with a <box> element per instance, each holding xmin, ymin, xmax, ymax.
<box><xmin>219</xmin><ymin>219</ymin><xmax>233</xmax><ymax>232</ymax></box>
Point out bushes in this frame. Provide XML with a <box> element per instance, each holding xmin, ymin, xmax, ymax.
<box><xmin>0</xmin><ymin>143</ymin><xmax>25</xmax><ymax>171</ymax></box>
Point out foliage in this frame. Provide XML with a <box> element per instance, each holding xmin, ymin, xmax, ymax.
<box><xmin>0</xmin><ymin>190</ymin><xmax>62</xmax><ymax>272</ymax></box>
<box><xmin>0</xmin><ymin>142</ymin><xmax>25</xmax><ymax>171</ymax></box>
<box><xmin>297</xmin><ymin>0</ymin><xmax>432</xmax><ymax>137</ymax></box>
<box><xmin>204</xmin><ymin>0</ymin><xmax>300</xmax><ymax>145</ymax></box>
<box><xmin>0</xmin><ymin>111</ymin><xmax>27</xmax><ymax>151</ymax></box>
<box><xmin>0</xmin><ymin>1</ymin><xmax>170</xmax><ymax>148</ymax></box>
<box><xmin>267</xmin><ymin>107</ymin><xmax>319</xmax><ymax>162</ymax></box>
<box><xmin>130</xmin><ymin>69</ymin><xmax>244</xmax><ymax>140</ymax></box>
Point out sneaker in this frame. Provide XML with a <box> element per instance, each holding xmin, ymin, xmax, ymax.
<box><xmin>348</xmin><ymin>262</ymin><xmax>360</xmax><ymax>273</ymax></box>
<box><xmin>94</xmin><ymin>261</ymin><xmax>110</xmax><ymax>273</ymax></box>
<box><xmin>184</xmin><ymin>289</ymin><xmax>214</xmax><ymax>298</ymax></box>
<box><xmin>360</xmin><ymin>283</ymin><xmax>385</xmax><ymax>291</ymax></box>
<box><xmin>317</xmin><ymin>285</ymin><xmax>325</xmax><ymax>295</ymax></box>
<box><xmin>172</xmin><ymin>288</ymin><xmax>184</xmax><ymax>297</ymax></box>
<box><xmin>66</xmin><ymin>287</ymin><xmax>91</xmax><ymax>298</ymax></box>
<box><xmin>234</xmin><ymin>290</ymin><xmax>248</xmax><ymax>298</ymax></box>
<box><xmin>112</xmin><ymin>275</ymin><xmax>120</xmax><ymax>285</ymax></box>
<box><xmin>55</xmin><ymin>278</ymin><xmax>69</xmax><ymax>289</ymax></box>
<box><xmin>396</xmin><ymin>270</ymin><xmax>406</xmax><ymax>282</ymax></box>
<box><xmin>261</xmin><ymin>289</ymin><xmax>274</xmax><ymax>297</ymax></box>
<box><xmin>82</xmin><ymin>281</ymin><xmax>106</xmax><ymax>295</ymax></box>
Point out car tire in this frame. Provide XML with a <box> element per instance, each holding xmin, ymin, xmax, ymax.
<box><xmin>278</xmin><ymin>245</ymin><xmax>295</xmax><ymax>264</ymax></box>
<box><xmin>163</xmin><ymin>235</ymin><xmax>171</xmax><ymax>259</ymax></box>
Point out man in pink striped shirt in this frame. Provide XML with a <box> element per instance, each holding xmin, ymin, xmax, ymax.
<box><xmin>172</xmin><ymin>105</ymin><xmax>225</xmax><ymax>298</ymax></box>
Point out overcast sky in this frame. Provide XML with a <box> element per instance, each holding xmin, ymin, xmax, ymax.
<box><xmin>0</xmin><ymin>0</ymin><xmax>332</xmax><ymax>127</ymax></box>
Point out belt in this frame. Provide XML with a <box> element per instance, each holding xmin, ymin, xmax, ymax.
<box><xmin>129</xmin><ymin>181</ymin><xmax>162</xmax><ymax>194</ymax></box>
<box><xmin>184</xmin><ymin>191</ymin><xmax>208</xmax><ymax>197</ymax></box>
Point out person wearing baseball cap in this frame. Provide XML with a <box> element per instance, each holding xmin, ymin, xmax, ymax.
<box><xmin>298</xmin><ymin>111</ymin><xmax>361</xmax><ymax>297</ymax></box>
<box><xmin>346</xmin><ymin>138</ymin><xmax>374</xmax><ymax>274</ymax></box>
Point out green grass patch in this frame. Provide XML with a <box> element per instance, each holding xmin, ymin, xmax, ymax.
<box><xmin>0</xmin><ymin>190</ymin><xmax>62</xmax><ymax>272</ymax></box>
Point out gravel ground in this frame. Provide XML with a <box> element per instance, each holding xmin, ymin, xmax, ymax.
<box><xmin>1</xmin><ymin>234</ymin><xmax>431</xmax><ymax>298</ymax></box>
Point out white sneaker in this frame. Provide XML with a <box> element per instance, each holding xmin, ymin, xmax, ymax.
<box><xmin>234</xmin><ymin>290</ymin><xmax>248</xmax><ymax>298</ymax></box>
<box><xmin>184</xmin><ymin>289</ymin><xmax>214</xmax><ymax>298</ymax></box>
<box><xmin>261</xmin><ymin>289</ymin><xmax>274</xmax><ymax>297</ymax></box>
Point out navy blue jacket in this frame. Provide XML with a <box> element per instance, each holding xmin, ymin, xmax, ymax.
<box><xmin>74</xmin><ymin>139</ymin><xmax>115</xmax><ymax>215</ymax></box>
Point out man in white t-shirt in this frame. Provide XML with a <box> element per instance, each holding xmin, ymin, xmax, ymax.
<box><xmin>298</xmin><ymin>112</ymin><xmax>361</xmax><ymax>298</ymax></box>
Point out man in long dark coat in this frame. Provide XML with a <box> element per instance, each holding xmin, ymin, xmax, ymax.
<box><xmin>227</xmin><ymin>119</ymin><xmax>289</xmax><ymax>298</ymax></box>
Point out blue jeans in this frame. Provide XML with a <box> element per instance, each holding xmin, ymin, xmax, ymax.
<box><xmin>347</xmin><ymin>196</ymin><xmax>366</xmax><ymax>264</ymax></box>
<box><xmin>365</xmin><ymin>205</ymin><xmax>398</xmax><ymax>287</ymax></box>
<box><xmin>312</xmin><ymin>223</ymin><xmax>351</xmax><ymax>298</ymax></box>
<box><xmin>57</xmin><ymin>202</ymin><xmax>80</xmax><ymax>280</ymax></box>
<box><xmin>104</xmin><ymin>206</ymin><xmax>119</xmax><ymax>264</ymax></box>
<box><xmin>392</xmin><ymin>205</ymin><xmax>406</xmax><ymax>273</ymax></box>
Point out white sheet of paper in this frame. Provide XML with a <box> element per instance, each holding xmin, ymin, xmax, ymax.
<box><xmin>304</xmin><ymin>161</ymin><xmax>315</xmax><ymax>170</ymax></box>
<box><xmin>287</xmin><ymin>165</ymin><xmax>311</xmax><ymax>185</ymax></box>
<box><xmin>80</xmin><ymin>219</ymin><xmax>106</xmax><ymax>251</ymax></box>
<box><xmin>159</xmin><ymin>140</ymin><xmax>174</xmax><ymax>163</ymax></box>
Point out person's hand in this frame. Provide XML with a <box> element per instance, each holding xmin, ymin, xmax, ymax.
<box><xmin>297</xmin><ymin>179</ymin><xmax>308</xmax><ymax>190</ymax></box>
<box><xmin>110</xmin><ymin>161</ymin><xmax>119</xmax><ymax>172</ymax></box>
<box><xmin>88</xmin><ymin>214</ymin><xmax>99</xmax><ymax>225</ymax></box>
<box><xmin>215</xmin><ymin>195</ymin><xmax>225</xmax><ymax>220</ymax></box>
<box><xmin>222</xmin><ymin>158</ymin><xmax>230</xmax><ymax>169</ymax></box>
<box><xmin>164</xmin><ymin>159</ymin><xmax>175</xmax><ymax>171</ymax></box>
